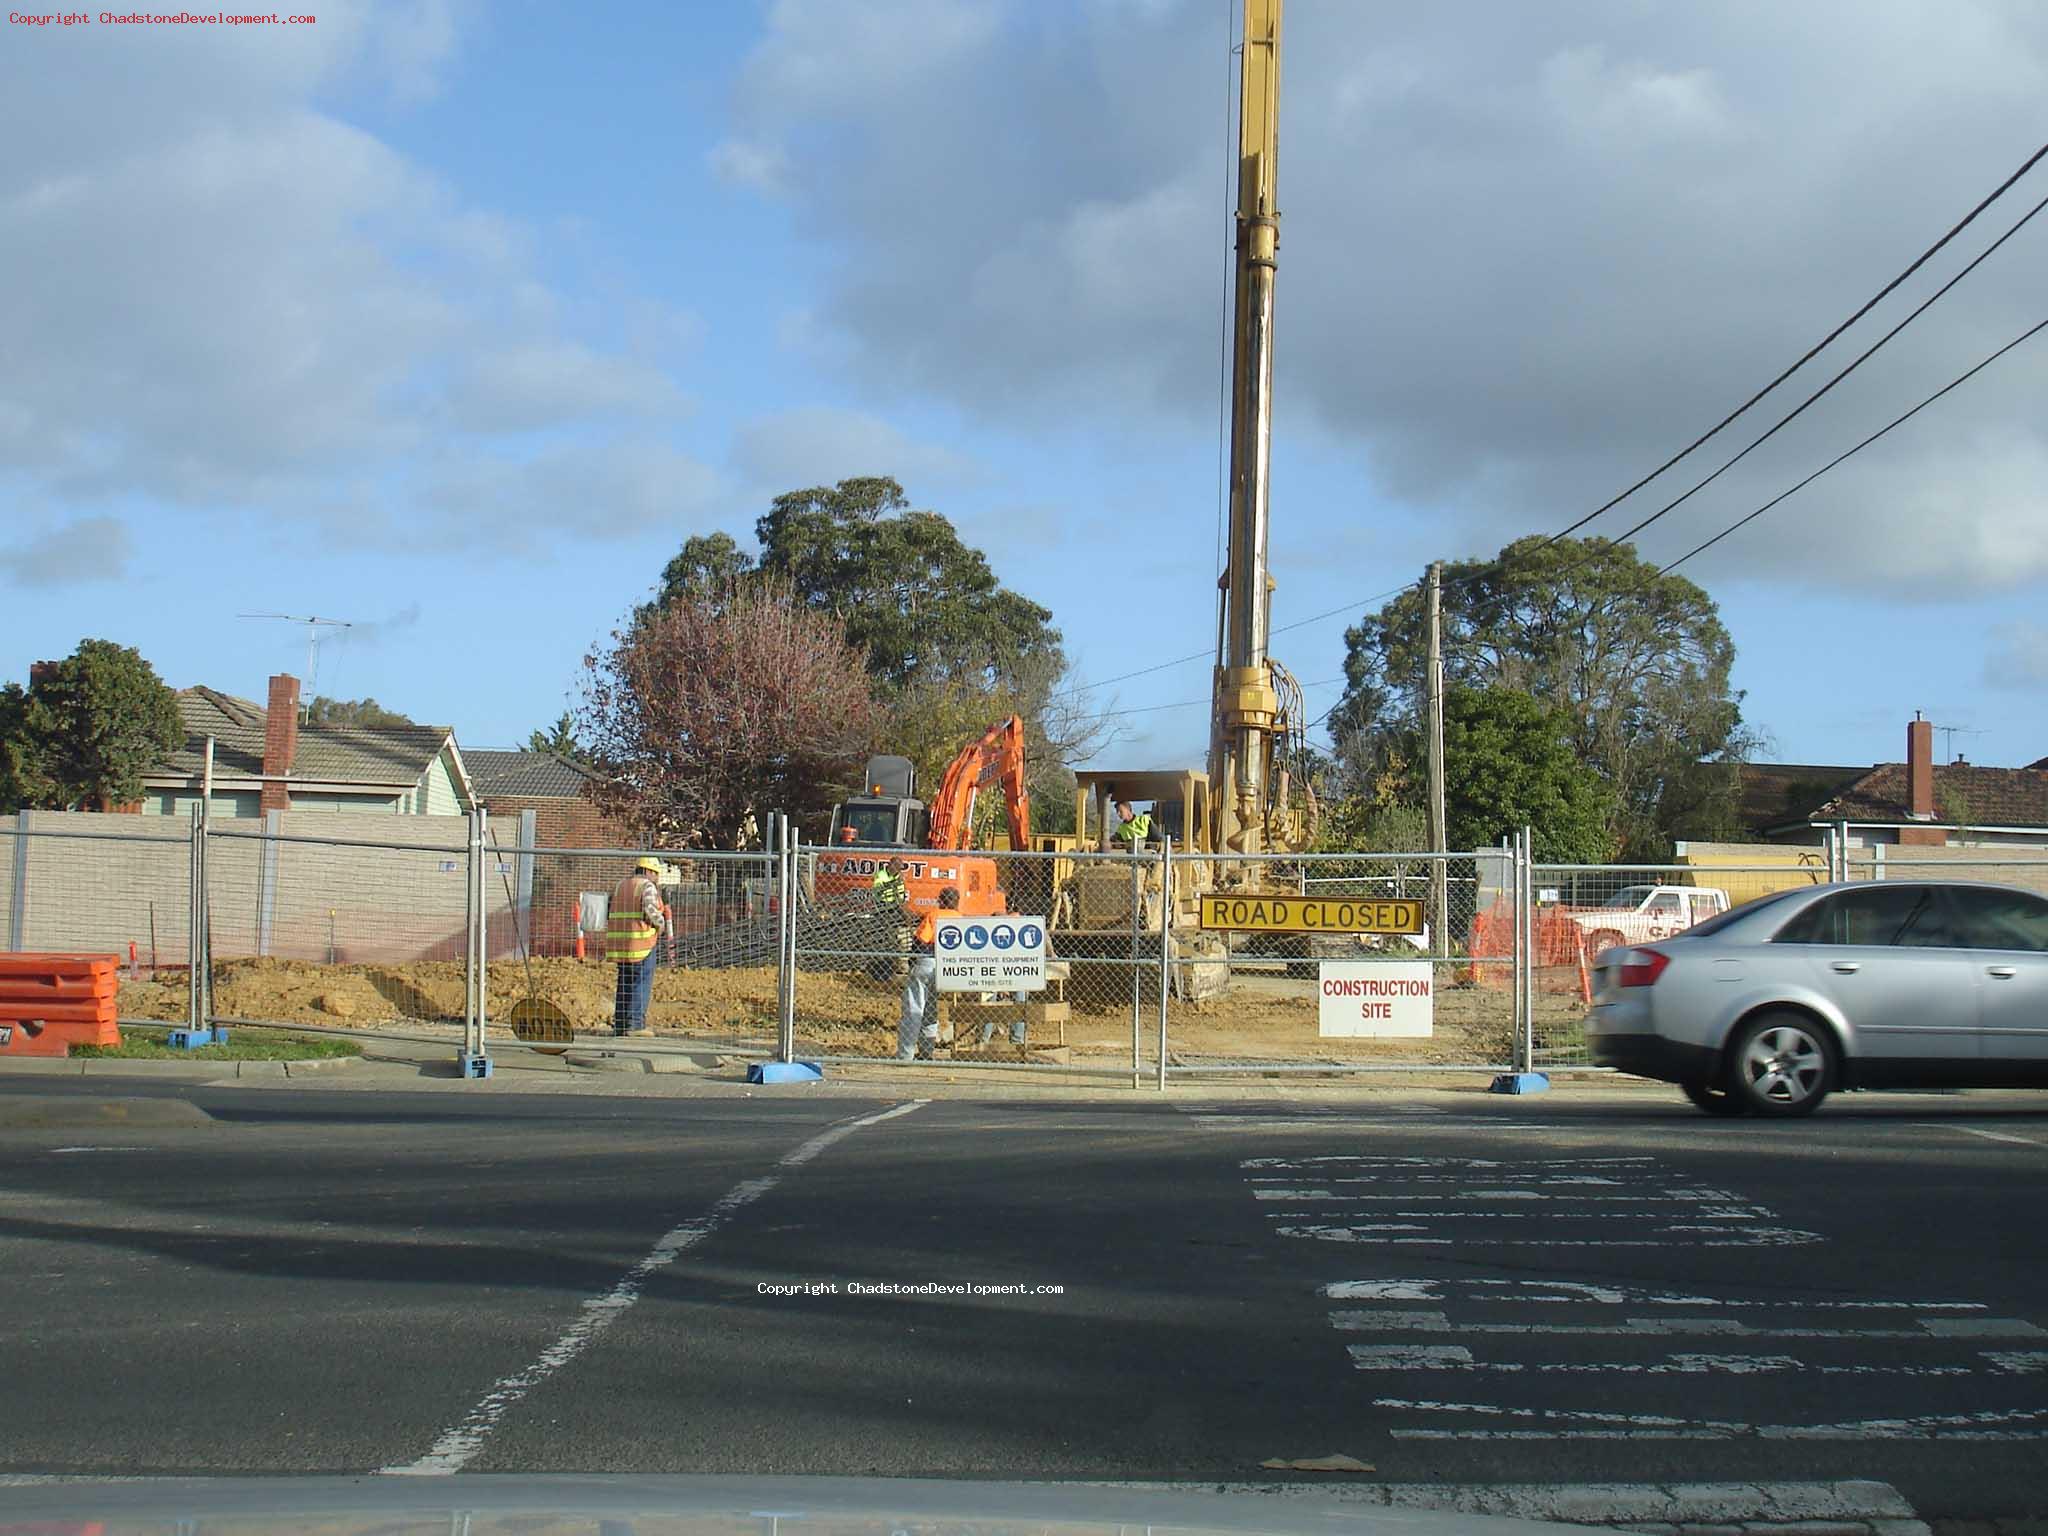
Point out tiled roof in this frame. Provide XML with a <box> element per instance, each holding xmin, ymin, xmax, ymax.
<box><xmin>155</xmin><ymin>689</ymin><xmax>452</xmax><ymax>787</ymax></box>
<box><xmin>1813</xmin><ymin>762</ymin><xmax>2048</xmax><ymax>829</ymax></box>
<box><xmin>1735</xmin><ymin>763</ymin><xmax>1868</xmax><ymax>833</ymax></box>
<box><xmin>465</xmin><ymin>750</ymin><xmax>595</xmax><ymax>798</ymax></box>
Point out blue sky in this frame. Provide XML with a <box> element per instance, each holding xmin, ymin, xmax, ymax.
<box><xmin>4</xmin><ymin>0</ymin><xmax>2046</xmax><ymax>780</ymax></box>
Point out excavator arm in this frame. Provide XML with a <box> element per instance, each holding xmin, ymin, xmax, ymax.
<box><xmin>927</xmin><ymin>715</ymin><xmax>1031</xmax><ymax>852</ymax></box>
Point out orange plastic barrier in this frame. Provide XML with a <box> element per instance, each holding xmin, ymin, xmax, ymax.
<box><xmin>0</xmin><ymin>953</ymin><xmax>121</xmax><ymax>1056</ymax></box>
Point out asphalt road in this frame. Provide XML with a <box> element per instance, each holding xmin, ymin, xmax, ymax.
<box><xmin>1</xmin><ymin>1073</ymin><xmax>2044</xmax><ymax>1529</ymax></box>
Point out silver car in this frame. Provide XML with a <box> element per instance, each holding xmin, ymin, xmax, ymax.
<box><xmin>1583</xmin><ymin>880</ymin><xmax>2048</xmax><ymax>1116</ymax></box>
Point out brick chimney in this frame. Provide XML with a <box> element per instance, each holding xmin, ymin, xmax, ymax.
<box><xmin>260</xmin><ymin>674</ymin><xmax>300</xmax><ymax>815</ymax></box>
<box><xmin>28</xmin><ymin>660</ymin><xmax>57</xmax><ymax>691</ymax></box>
<box><xmin>1900</xmin><ymin>714</ymin><xmax>1947</xmax><ymax>846</ymax></box>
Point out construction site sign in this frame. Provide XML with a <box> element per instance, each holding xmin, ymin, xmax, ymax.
<box><xmin>935</xmin><ymin>916</ymin><xmax>1046</xmax><ymax>993</ymax></box>
<box><xmin>1199</xmin><ymin>895</ymin><xmax>1425</xmax><ymax>935</ymax></box>
<box><xmin>1319</xmin><ymin>961</ymin><xmax>1434</xmax><ymax>1038</ymax></box>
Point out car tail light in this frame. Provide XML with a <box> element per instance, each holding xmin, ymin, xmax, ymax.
<box><xmin>1616</xmin><ymin>948</ymin><xmax>1670</xmax><ymax>987</ymax></box>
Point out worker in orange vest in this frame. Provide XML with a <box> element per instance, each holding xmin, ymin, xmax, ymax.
<box><xmin>898</xmin><ymin>886</ymin><xmax>959</xmax><ymax>1060</ymax></box>
<box><xmin>607</xmin><ymin>856</ymin><xmax>672</xmax><ymax>1037</ymax></box>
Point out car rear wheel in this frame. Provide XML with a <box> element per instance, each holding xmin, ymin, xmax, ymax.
<box><xmin>1682</xmin><ymin>1080</ymin><xmax>1748</xmax><ymax>1117</ymax></box>
<box><xmin>1587</xmin><ymin>928</ymin><xmax>1624</xmax><ymax>959</ymax></box>
<box><xmin>1726</xmin><ymin>1011</ymin><xmax>1835</xmax><ymax>1117</ymax></box>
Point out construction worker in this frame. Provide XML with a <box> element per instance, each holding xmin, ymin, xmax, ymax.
<box><xmin>871</xmin><ymin>856</ymin><xmax>908</xmax><ymax>912</ymax></box>
<box><xmin>1113</xmin><ymin>799</ymin><xmax>1153</xmax><ymax>847</ymax></box>
<box><xmin>607</xmin><ymin>856</ymin><xmax>672</xmax><ymax>1037</ymax></box>
<box><xmin>899</xmin><ymin>886</ymin><xmax>960</xmax><ymax>1060</ymax></box>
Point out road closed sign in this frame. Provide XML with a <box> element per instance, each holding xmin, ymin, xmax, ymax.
<box><xmin>1200</xmin><ymin>895</ymin><xmax>1424</xmax><ymax>935</ymax></box>
<box><xmin>935</xmin><ymin>916</ymin><xmax>1047</xmax><ymax>994</ymax></box>
<box><xmin>1318</xmin><ymin>961</ymin><xmax>1434</xmax><ymax>1038</ymax></box>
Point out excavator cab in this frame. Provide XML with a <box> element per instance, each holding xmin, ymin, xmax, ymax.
<box><xmin>827</xmin><ymin>756</ymin><xmax>931</xmax><ymax>847</ymax></box>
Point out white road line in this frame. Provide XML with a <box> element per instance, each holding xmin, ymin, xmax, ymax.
<box><xmin>1022</xmin><ymin>1478</ymin><xmax>1926</xmax><ymax>1532</ymax></box>
<box><xmin>1326</xmin><ymin>1309</ymin><xmax>2043</xmax><ymax>1340</ymax></box>
<box><xmin>1279</xmin><ymin>1222</ymin><xmax>1824</xmax><ymax>1247</ymax></box>
<box><xmin>1320</xmin><ymin>1278</ymin><xmax>1989</xmax><ymax>1309</ymax></box>
<box><xmin>1924</xmin><ymin>1123</ymin><xmax>2048</xmax><ymax>1148</ymax></box>
<box><xmin>1349</xmin><ymin>1345</ymin><xmax>1985</xmax><ymax>1377</ymax></box>
<box><xmin>1379</xmin><ymin>1397</ymin><xmax>2048</xmax><ymax>1442</ymax></box>
<box><xmin>378</xmin><ymin>1099</ymin><xmax>927</xmax><ymax>1477</ymax></box>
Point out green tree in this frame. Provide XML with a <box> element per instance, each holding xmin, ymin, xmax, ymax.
<box><xmin>1439</xmin><ymin>687</ymin><xmax>1614</xmax><ymax>862</ymax></box>
<box><xmin>645</xmin><ymin>479</ymin><xmax>1108</xmax><ymax>826</ymax></box>
<box><xmin>304</xmin><ymin>696</ymin><xmax>416</xmax><ymax>728</ymax></box>
<box><xmin>1330</xmin><ymin>537</ymin><xmax>1752</xmax><ymax>858</ymax></box>
<box><xmin>0</xmin><ymin>639</ymin><xmax>183</xmax><ymax>812</ymax></box>
<box><xmin>526</xmin><ymin>710</ymin><xmax>588</xmax><ymax>764</ymax></box>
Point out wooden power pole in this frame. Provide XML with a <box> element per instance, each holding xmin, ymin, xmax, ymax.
<box><xmin>1426</xmin><ymin>562</ymin><xmax>1448</xmax><ymax>945</ymax></box>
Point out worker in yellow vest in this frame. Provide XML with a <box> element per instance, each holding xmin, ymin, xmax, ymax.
<box><xmin>607</xmin><ymin>856</ymin><xmax>673</xmax><ymax>1037</ymax></box>
<box><xmin>1113</xmin><ymin>799</ymin><xmax>1152</xmax><ymax>847</ymax></box>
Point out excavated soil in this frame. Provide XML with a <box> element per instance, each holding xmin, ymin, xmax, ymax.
<box><xmin>119</xmin><ymin>954</ymin><xmax>1524</xmax><ymax>1064</ymax></box>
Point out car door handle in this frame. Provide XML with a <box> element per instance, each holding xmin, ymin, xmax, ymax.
<box><xmin>1987</xmin><ymin>965</ymin><xmax>2017</xmax><ymax>979</ymax></box>
<box><xmin>1830</xmin><ymin>961</ymin><xmax>1861</xmax><ymax>974</ymax></box>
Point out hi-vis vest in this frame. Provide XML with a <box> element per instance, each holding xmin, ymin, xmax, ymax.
<box><xmin>607</xmin><ymin>874</ymin><xmax>660</xmax><ymax>962</ymax></box>
<box><xmin>872</xmin><ymin>867</ymin><xmax>907</xmax><ymax>907</ymax></box>
<box><xmin>1116</xmin><ymin>811</ymin><xmax>1152</xmax><ymax>845</ymax></box>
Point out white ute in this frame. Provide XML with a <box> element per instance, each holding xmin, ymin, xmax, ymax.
<box><xmin>1560</xmin><ymin>884</ymin><xmax>1729</xmax><ymax>960</ymax></box>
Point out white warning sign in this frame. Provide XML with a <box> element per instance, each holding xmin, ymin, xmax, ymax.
<box><xmin>935</xmin><ymin>916</ymin><xmax>1047</xmax><ymax>994</ymax></box>
<box><xmin>1318</xmin><ymin>960</ymin><xmax>1434</xmax><ymax>1038</ymax></box>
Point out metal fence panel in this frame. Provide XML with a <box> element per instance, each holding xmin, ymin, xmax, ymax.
<box><xmin>0</xmin><ymin>814</ymin><xmax>192</xmax><ymax>976</ymax></box>
<box><xmin>787</xmin><ymin>843</ymin><xmax>1154</xmax><ymax>1074</ymax></box>
<box><xmin>1169</xmin><ymin>849</ymin><xmax>1515</xmax><ymax>1074</ymax></box>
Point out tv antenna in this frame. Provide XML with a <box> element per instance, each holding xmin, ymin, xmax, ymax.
<box><xmin>1934</xmin><ymin>723</ymin><xmax>1986</xmax><ymax>762</ymax></box>
<box><xmin>236</xmin><ymin>613</ymin><xmax>356</xmax><ymax>699</ymax></box>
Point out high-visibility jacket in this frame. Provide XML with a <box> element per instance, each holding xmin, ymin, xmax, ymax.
<box><xmin>1116</xmin><ymin>811</ymin><xmax>1152</xmax><ymax>845</ymax></box>
<box><xmin>914</xmin><ymin>910</ymin><xmax>940</xmax><ymax>949</ymax></box>
<box><xmin>606</xmin><ymin>874</ymin><xmax>662</xmax><ymax>962</ymax></box>
<box><xmin>872</xmin><ymin>867</ymin><xmax>907</xmax><ymax>908</ymax></box>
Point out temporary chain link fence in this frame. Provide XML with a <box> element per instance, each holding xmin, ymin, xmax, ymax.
<box><xmin>17</xmin><ymin>806</ymin><xmax>2048</xmax><ymax>1080</ymax></box>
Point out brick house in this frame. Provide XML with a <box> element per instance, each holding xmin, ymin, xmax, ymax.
<box><xmin>1738</xmin><ymin>718</ymin><xmax>2048</xmax><ymax>849</ymax></box>
<box><xmin>141</xmin><ymin>674</ymin><xmax>473</xmax><ymax>818</ymax></box>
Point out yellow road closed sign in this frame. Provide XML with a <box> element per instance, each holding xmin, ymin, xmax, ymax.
<box><xmin>1199</xmin><ymin>894</ymin><xmax>1425</xmax><ymax>935</ymax></box>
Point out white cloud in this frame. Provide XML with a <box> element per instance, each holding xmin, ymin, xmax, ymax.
<box><xmin>423</xmin><ymin>436</ymin><xmax>725</xmax><ymax>550</ymax></box>
<box><xmin>0</xmin><ymin>517</ymin><xmax>132</xmax><ymax>588</ymax></box>
<box><xmin>1984</xmin><ymin>622</ymin><xmax>2048</xmax><ymax>691</ymax></box>
<box><xmin>732</xmin><ymin>407</ymin><xmax>982</xmax><ymax>494</ymax></box>
<box><xmin>0</xmin><ymin>0</ymin><xmax>693</xmax><ymax>553</ymax></box>
<box><xmin>719</xmin><ymin>0</ymin><xmax>2048</xmax><ymax>594</ymax></box>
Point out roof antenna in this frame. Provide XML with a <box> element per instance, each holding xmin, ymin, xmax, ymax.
<box><xmin>236</xmin><ymin>613</ymin><xmax>357</xmax><ymax>715</ymax></box>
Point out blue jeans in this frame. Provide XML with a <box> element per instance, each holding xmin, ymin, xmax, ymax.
<box><xmin>613</xmin><ymin>949</ymin><xmax>658</xmax><ymax>1034</ymax></box>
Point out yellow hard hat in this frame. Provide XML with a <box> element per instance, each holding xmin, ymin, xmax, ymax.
<box><xmin>636</xmin><ymin>856</ymin><xmax>663</xmax><ymax>874</ymax></box>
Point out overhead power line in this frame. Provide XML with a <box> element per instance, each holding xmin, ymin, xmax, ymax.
<box><xmin>1540</xmin><ymin>137</ymin><xmax>2048</xmax><ymax>548</ymax></box>
<box><xmin>1058</xmin><ymin>139</ymin><xmax>2048</xmax><ymax>719</ymax></box>
<box><xmin>1658</xmin><ymin>315</ymin><xmax>2048</xmax><ymax>575</ymax></box>
<box><xmin>1595</xmin><ymin>183</ymin><xmax>2048</xmax><ymax>552</ymax></box>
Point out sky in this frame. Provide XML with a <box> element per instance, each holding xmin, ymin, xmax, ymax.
<box><xmin>2</xmin><ymin>0</ymin><xmax>2045</xmax><ymax>780</ymax></box>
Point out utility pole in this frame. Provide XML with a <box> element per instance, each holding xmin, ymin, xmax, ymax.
<box><xmin>1426</xmin><ymin>562</ymin><xmax>1448</xmax><ymax>947</ymax></box>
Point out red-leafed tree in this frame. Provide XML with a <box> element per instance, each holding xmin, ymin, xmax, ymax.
<box><xmin>576</xmin><ymin>581</ymin><xmax>880</xmax><ymax>846</ymax></box>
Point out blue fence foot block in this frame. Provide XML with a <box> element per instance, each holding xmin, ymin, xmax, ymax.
<box><xmin>457</xmin><ymin>1053</ymin><xmax>494</xmax><ymax>1080</ymax></box>
<box><xmin>748</xmin><ymin>1061</ymin><xmax>824</xmax><ymax>1084</ymax></box>
<box><xmin>165</xmin><ymin>1028</ymin><xmax>222</xmax><ymax>1050</ymax></box>
<box><xmin>1490</xmin><ymin>1072</ymin><xmax>1550</xmax><ymax>1095</ymax></box>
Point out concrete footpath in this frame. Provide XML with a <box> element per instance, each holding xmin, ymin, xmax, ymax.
<box><xmin>0</xmin><ymin>1027</ymin><xmax>1661</xmax><ymax>1106</ymax></box>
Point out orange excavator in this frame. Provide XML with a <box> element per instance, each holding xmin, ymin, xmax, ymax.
<box><xmin>813</xmin><ymin>715</ymin><xmax>1031</xmax><ymax>917</ymax></box>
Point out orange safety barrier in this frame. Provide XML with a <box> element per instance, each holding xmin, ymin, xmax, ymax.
<box><xmin>0</xmin><ymin>953</ymin><xmax>121</xmax><ymax>1056</ymax></box>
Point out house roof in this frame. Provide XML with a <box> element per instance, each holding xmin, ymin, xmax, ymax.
<box><xmin>464</xmin><ymin>750</ymin><xmax>595</xmax><ymax>799</ymax></box>
<box><xmin>1812</xmin><ymin>761</ymin><xmax>2048</xmax><ymax>829</ymax></box>
<box><xmin>1735</xmin><ymin>763</ymin><xmax>1868</xmax><ymax>834</ymax></box>
<box><xmin>156</xmin><ymin>689</ymin><xmax>457</xmax><ymax>789</ymax></box>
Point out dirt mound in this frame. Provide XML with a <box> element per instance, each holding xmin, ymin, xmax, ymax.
<box><xmin>116</xmin><ymin>955</ymin><xmax>1516</xmax><ymax>1064</ymax></box>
